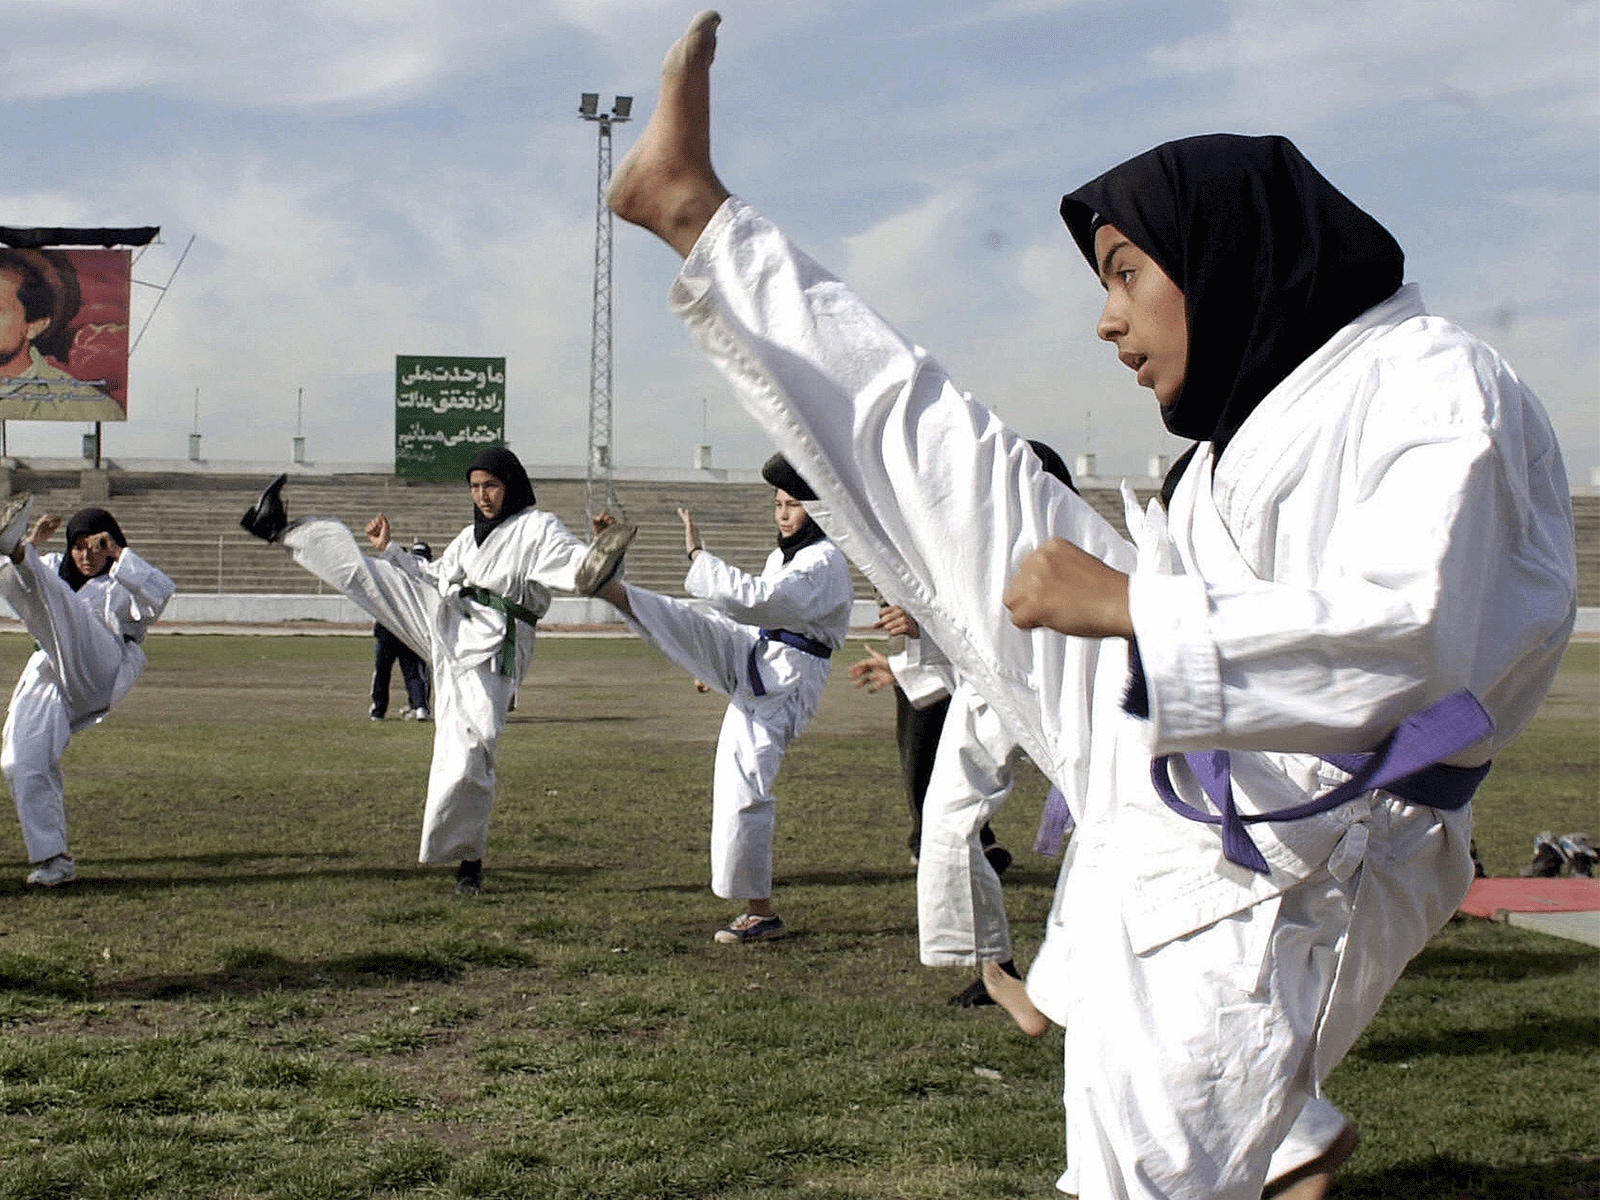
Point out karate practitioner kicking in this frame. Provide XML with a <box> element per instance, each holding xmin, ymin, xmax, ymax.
<box><xmin>605</xmin><ymin>13</ymin><xmax>1577</xmax><ymax>1199</ymax></box>
<box><xmin>240</xmin><ymin>448</ymin><xmax>634</xmax><ymax>895</ymax></box>
<box><xmin>592</xmin><ymin>454</ymin><xmax>852</xmax><ymax>943</ymax></box>
<box><xmin>850</xmin><ymin>440</ymin><xmax>1082</xmax><ymax>1008</ymax></box>
<box><xmin>0</xmin><ymin>501</ymin><xmax>176</xmax><ymax>887</ymax></box>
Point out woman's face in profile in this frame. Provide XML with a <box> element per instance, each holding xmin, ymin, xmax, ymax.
<box><xmin>1092</xmin><ymin>224</ymin><xmax>1188</xmax><ymax>410</ymax></box>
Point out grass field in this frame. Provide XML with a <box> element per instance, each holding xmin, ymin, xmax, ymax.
<box><xmin>0</xmin><ymin>631</ymin><xmax>1592</xmax><ymax>1199</ymax></box>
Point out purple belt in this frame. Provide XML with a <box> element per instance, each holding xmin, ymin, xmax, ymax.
<box><xmin>747</xmin><ymin>628</ymin><xmax>832</xmax><ymax>697</ymax></box>
<box><xmin>1034</xmin><ymin>689</ymin><xmax>1493</xmax><ymax>868</ymax></box>
<box><xmin>1153</xmin><ymin>689</ymin><xmax>1493</xmax><ymax>874</ymax></box>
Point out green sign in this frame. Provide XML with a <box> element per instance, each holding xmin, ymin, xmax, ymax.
<box><xmin>395</xmin><ymin>355</ymin><xmax>506</xmax><ymax>480</ymax></box>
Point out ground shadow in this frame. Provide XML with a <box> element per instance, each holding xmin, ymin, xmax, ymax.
<box><xmin>0</xmin><ymin>861</ymin><xmax>602</xmax><ymax>897</ymax></box>
<box><xmin>1331</xmin><ymin>1153</ymin><xmax>1599</xmax><ymax>1199</ymax></box>
<box><xmin>1403</xmin><ymin>939</ymin><xmax>1598</xmax><ymax>984</ymax></box>
<box><xmin>76</xmin><ymin>850</ymin><xmax>352</xmax><ymax>869</ymax></box>
<box><xmin>1352</xmin><ymin>1015</ymin><xmax>1599</xmax><ymax>1063</ymax></box>
<box><xmin>87</xmin><ymin>942</ymin><xmax>541</xmax><ymax>1002</ymax></box>
<box><xmin>777</xmin><ymin>868</ymin><xmax>916</xmax><ymax>888</ymax></box>
<box><xmin>632</xmin><ymin>880</ymin><xmax>711</xmax><ymax>895</ymax></box>
<box><xmin>505</xmin><ymin>713</ymin><xmax>639</xmax><ymax>726</ymax></box>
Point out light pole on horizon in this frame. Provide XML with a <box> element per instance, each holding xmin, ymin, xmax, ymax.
<box><xmin>579</xmin><ymin>92</ymin><xmax>631</xmax><ymax>523</ymax></box>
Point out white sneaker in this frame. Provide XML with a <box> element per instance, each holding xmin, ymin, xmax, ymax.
<box><xmin>0</xmin><ymin>493</ymin><xmax>34</xmax><ymax>559</ymax></box>
<box><xmin>411</xmin><ymin>707</ymin><xmax>431</xmax><ymax>721</ymax></box>
<box><xmin>25</xmin><ymin>854</ymin><xmax>76</xmax><ymax>887</ymax></box>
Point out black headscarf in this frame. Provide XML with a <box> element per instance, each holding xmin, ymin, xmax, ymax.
<box><xmin>759</xmin><ymin>453</ymin><xmax>817</xmax><ymax>501</ymax></box>
<box><xmin>466</xmin><ymin>446</ymin><xmax>536</xmax><ymax>545</ymax></box>
<box><xmin>1027</xmin><ymin>440</ymin><xmax>1078</xmax><ymax>495</ymax></box>
<box><xmin>58</xmin><ymin>507</ymin><xmax>126</xmax><ymax>592</ymax></box>
<box><xmin>760</xmin><ymin>453</ymin><xmax>826</xmax><ymax>563</ymax></box>
<box><xmin>1060</xmin><ymin>134</ymin><xmax>1404</xmax><ymax>469</ymax></box>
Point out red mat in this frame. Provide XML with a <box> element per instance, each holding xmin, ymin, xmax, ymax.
<box><xmin>1458</xmin><ymin>877</ymin><xmax>1600</xmax><ymax>918</ymax></box>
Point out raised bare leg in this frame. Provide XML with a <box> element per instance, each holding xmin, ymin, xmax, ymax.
<box><xmin>982</xmin><ymin>959</ymin><xmax>1049</xmax><ymax>1038</ymax></box>
<box><xmin>607</xmin><ymin>9</ymin><xmax>730</xmax><ymax>257</ymax></box>
<box><xmin>1264</xmin><ymin>1123</ymin><xmax>1360</xmax><ymax>1200</ymax></box>
<box><xmin>596</xmin><ymin>576</ymin><xmax>633</xmax><ymax>618</ymax></box>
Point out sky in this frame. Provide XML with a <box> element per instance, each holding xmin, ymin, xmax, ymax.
<box><xmin>3</xmin><ymin>0</ymin><xmax>1596</xmax><ymax>481</ymax></box>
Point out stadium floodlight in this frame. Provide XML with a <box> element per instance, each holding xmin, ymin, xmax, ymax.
<box><xmin>578</xmin><ymin>92</ymin><xmax>633</xmax><ymax>522</ymax></box>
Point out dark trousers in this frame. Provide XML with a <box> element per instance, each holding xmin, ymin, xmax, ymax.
<box><xmin>372</xmin><ymin>623</ymin><xmax>430</xmax><ymax>717</ymax></box>
<box><xmin>895</xmin><ymin>687</ymin><xmax>998</xmax><ymax>858</ymax></box>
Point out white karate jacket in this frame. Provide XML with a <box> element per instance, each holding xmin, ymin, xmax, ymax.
<box><xmin>386</xmin><ymin>508</ymin><xmax>591</xmax><ymax>679</ymax></box>
<box><xmin>671</xmin><ymin>199</ymin><xmax>1577</xmax><ymax>956</ymax></box>
<box><xmin>687</xmin><ymin>539</ymin><xmax>854</xmax><ymax>652</ymax></box>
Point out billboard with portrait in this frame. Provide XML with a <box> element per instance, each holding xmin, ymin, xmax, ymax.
<box><xmin>0</xmin><ymin>247</ymin><xmax>130</xmax><ymax>422</ymax></box>
<box><xmin>395</xmin><ymin>355</ymin><xmax>507</xmax><ymax>481</ymax></box>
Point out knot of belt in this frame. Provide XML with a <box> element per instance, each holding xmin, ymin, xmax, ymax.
<box><xmin>1146</xmin><ymin>688</ymin><xmax>1494</xmax><ymax>874</ymax></box>
<box><xmin>457</xmin><ymin>584</ymin><xmax>543</xmax><ymax>677</ymax></box>
<box><xmin>747</xmin><ymin>628</ymin><xmax>832</xmax><ymax>697</ymax></box>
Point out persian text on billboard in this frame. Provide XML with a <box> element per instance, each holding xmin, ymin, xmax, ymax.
<box><xmin>395</xmin><ymin>356</ymin><xmax>506</xmax><ymax>480</ymax></box>
<box><xmin>0</xmin><ymin>248</ymin><xmax>130</xmax><ymax>422</ymax></box>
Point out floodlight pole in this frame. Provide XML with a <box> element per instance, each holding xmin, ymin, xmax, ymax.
<box><xmin>579</xmin><ymin>93</ymin><xmax>631</xmax><ymax>522</ymax></box>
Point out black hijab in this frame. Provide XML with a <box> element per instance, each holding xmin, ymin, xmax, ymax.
<box><xmin>58</xmin><ymin>507</ymin><xmax>126</xmax><ymax>592</ymax></box>
<box><xmin>1027</xmin><ymin>440</ymin><xmax>1078</xmax><ymax>495</ymax></box>
<box><xmin>466</xmin><ymin>446</ymin><xmax>536</xmax><ymax>545</ymax></box>
<box><xmin>1060</xmin><ymin>134</ymin><xmax>1404</xmax><ymax>472</ymax></box>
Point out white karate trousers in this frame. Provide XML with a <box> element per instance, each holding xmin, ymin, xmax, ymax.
<box><xmin>285</xmin><ymin>519</ymin><xmax>515</xmax><ymax>864</ymax></box>
<box><xmin>0</xmin><ymin>547</ymin><xmax>140</xmax><ymax>862</ymax></box>
<box><xmin>621</xmin><ymin>584</ymin><xmax>829</xmax><ymax>901</ymax></box>
<box><xmin>917</xmin><ymin>681</ymin><xmax>1021</xmax><ymax>967</ymax></box>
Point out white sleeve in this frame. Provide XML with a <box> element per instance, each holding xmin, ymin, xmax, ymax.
<box><xmin>686</xmin><ymin>548</ymin><xmax>837</xmax><ymax>631</ymax></box>
<box><xmin>522</xmin><ymin>514</ymin><xmax>592</xmax><ymax>593</ymax></box>
<box><xmin>889</xmin><ymin>634</ymin><xmax>954</xmax><ymax>708</ymax></box>
<box><xmin>109</xmin><ymin>547</ymin><xmax>176</xmax><ymax>623</ymax></box>
<box><xmin>669</xmin><ymin>198</ymin><xmax>1130</xmax><ymax>785</ymax></box>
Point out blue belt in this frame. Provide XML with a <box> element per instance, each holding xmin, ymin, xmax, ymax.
<box><xmin>747</xmin><ymin>628</ymin><xmax>833</xmax><ymax>697</ymax></box>
<box><xmin>1150</xmin><ymin>689</ymin><xmax>1494</xmax><ymax>874</ymax></box>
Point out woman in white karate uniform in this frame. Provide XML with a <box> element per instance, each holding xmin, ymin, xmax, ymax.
<box><xmin>241</xmin><ymin>447</ymin><xmax>633</xmax><ymax>895</ymax></box>
<box><xmin>594</xmin><ymin>454</ymin><xmax>853</xmax><ymax>943</ymax></box>
<box><xmin>0</xmin><ymin>504</ymin><xmax>176</xmax><ymax>887</ymax></box>
<box><xmin>605</xmin><ymin>14</ymin><xmax>1577</xmax><ymax>1199</ymax></box>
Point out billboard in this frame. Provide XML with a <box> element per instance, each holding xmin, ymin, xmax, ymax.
<box><xmin>395</xmin><ymin>355</ymin><xmax>506</xmax><ymax>481</ymax></box>
<box><xmin>0</xmin><ymin>248</ymin><xmax>130</xmax><ymax>422</ymax></box>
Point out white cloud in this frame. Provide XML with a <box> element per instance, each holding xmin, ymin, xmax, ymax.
<box><xmin>0</xmin><ymin>0</ymin><xmax>1590</xmax><ymax>480</ymax></box>
<box><xmin>1147</xmin><ymin>0</ymin><xmax>1598</xmax><ymax>132</ymax></box>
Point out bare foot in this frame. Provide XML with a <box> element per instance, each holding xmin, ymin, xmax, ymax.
<box><xmin>596</xmin><ymin>576</ymin><xmax>632</xmax><ymax>617</ymax></box>
<box><xmin>982</xmin><ymin>960</ymin><xmax>1049</xmax><ymax>1038</ymax></box>
<box><xmin>1265</xmin><ymin>1122</ymin><xmax>1359</xmax><ymax>1200</ymax></box>
<box><xmin>607</xmin><ymin>9</ymin><xmax>731</xmax><ymax>257</ymax></box>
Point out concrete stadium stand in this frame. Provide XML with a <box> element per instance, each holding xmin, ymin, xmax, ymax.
<box><xmin>0</xmin><ymin>458</ymin><xmax>1592</xmax><ymax>634</ymax></box>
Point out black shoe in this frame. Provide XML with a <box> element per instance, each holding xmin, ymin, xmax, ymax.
<box><xmin>454</xmin><ymin>859</ymin><xmax>482</xmax><ymax>895</ymax></box>
<box><xmin>1521</xmin><ymin>832</ymin><xmax>1566</xmax><ymax>878</ymax></box>
<box><xmin>948</xmin><ymin>977</ymin><xmax>995</xmax><ymax>1007</ymax></box>
<box><xmin>240</xmin><ymin>473</ymin><xmax>289</xmax><ymax>542</ymax></box>
<box><xmin>1560</xmin><ymin>834</ymin><xmax>1598</xmax><ymax>878</ymax></box>
<box><xmin>984</xmin><ymin>845</ymin><xmax>1013</xmax><ymax>876</ymax></box>
<box><xmin>948</xmin><ymin>958</ymin><xmax>1021</xmax><ymax>1008</ymax></box>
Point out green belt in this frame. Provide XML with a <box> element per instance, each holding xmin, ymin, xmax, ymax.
<box><xmin>457</xmin><ymin>584</ymin><xmax>542</xmax><ymax>676</ymax></box>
